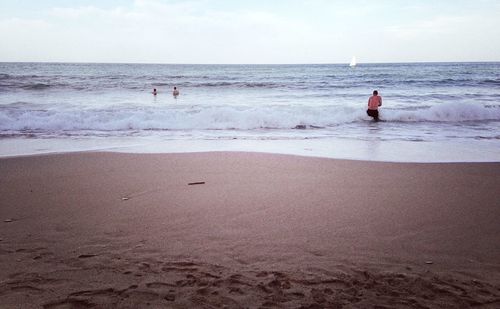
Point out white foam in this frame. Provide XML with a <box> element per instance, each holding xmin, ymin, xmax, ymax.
<box><xmin>383</xmin><ymin>103</ymin><xmax>500</xmax><ymax>122</ymax></box>
<box><xmin>1</xmin><ymin>136</ymin><xmax>499</xmax><ymax>163</ymax></box>
<box><xmin>1</xmin><ymin>103</ymin><xmax>499</xmax><ymax>132</ymax></box>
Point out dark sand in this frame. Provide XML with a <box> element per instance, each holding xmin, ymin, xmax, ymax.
<box><xmin>0</xmin><ymin>152</ymin><xmax>499</xmax><ymax>308</ymax></box>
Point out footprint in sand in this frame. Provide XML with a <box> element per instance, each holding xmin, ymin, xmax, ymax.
<box><xmin>146</xmin><ymin>282</ymin><xmax>176</xmax><ymax>289</ymax></box>
<box><xmin>43</xmin><ymin>298</ymin><xmax>93</xmax><ymax>309</ymax></box>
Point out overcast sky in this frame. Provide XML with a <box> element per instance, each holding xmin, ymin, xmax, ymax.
<box><xmin>1</xmin><ymin>0</ymin><xmax>499</xmax><ymax>64</ymax></box>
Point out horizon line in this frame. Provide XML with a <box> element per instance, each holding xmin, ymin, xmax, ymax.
<box><xmin>1</xmin><ymin>60</ymin><xmax>499</xmax><ymax>66</ymax></box>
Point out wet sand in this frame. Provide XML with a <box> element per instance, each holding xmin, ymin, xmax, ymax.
<box><xmin>0</xmin><ymin>152</ymin><xmax>499</xmax><ymax>308</ymax></box>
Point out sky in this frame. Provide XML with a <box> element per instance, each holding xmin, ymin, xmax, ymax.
<box><xmin>1</xmin><ymin>0</ymin><xmax>500</xmax><ymax>64</ymax></box>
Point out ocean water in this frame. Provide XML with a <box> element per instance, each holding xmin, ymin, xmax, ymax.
<box><xmin>1</xmin><ymin>62</ymin><xmax>499</xmax><ymax>161</ymax></box>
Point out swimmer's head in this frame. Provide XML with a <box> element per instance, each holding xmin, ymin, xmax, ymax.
<box><xmin>174</xmin><ymin>87</ymin><xmax>177</xmax><ymax>90</ymax></box>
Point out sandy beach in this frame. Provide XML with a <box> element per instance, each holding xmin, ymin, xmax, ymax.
<box><xmin>0</xmin><ymin>152</ymin><xmax>499</xmax><ymax>308</ymax></box>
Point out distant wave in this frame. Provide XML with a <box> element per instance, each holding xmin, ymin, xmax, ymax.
<box><xmin>479</xmin><ymin>79</ymin><xmax>500</xmax><ymax>85</ymax></box>
<box><xmin>1</xmin><ymin>70</ymin><xmax>499</xmax><ymax>92</ymax></box>
<box><xmin>21</xmin><ymin>83</ymin><xmax>52</xmax><ymax>90</ymax></box>
<box><xmin>1</xmin><ymin>103</ymin><xmax>499</xmax><ymax>133</ymax></box>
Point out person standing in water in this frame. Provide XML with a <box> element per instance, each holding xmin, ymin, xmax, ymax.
<box><xmin>152</xmin><ymin>88</ymin><xmax>158</xmax><ymax>96</ymax></box>
<box><xmin>172</xmin><ymin>86</ymin><xmax>179</xmax><ymax>97</ymax></box>
<box><xmin>367</xmin><ymin>90</ymin><xmax>382</xmax><ymax>121</ymax></box>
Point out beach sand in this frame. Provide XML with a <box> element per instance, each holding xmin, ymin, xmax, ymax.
<box><xmin>0</xmin><ymin>152</ymin><xmax>499</xmax><ymax>308</ymax></box>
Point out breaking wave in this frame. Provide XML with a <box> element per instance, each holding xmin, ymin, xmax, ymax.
<box><xmin>1</xmin><ymin>103</ymin><xmax>499</xmax><ymax>133</ymax></box>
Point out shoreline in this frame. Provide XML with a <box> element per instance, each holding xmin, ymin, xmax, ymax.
<box><xmin>1</xmin><ymin>152</ymin><xmax>499</xmax><ymax>307</ymax></box>
<box><xmin>1</xmin><ymin>136</ymin><xmax>499</xmax><ymax>163</ymax></box>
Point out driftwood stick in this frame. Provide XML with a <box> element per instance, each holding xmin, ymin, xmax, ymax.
<box><xmin>188</xmin><ymin>182</ymin><xmax>205</xmax><ymax>185</ymax></box>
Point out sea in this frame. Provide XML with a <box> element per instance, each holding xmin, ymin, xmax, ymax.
<box><xmin>1</xmin><ymin>62</ymin><xmax>499</xmax><ymax>162</ymax></box>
